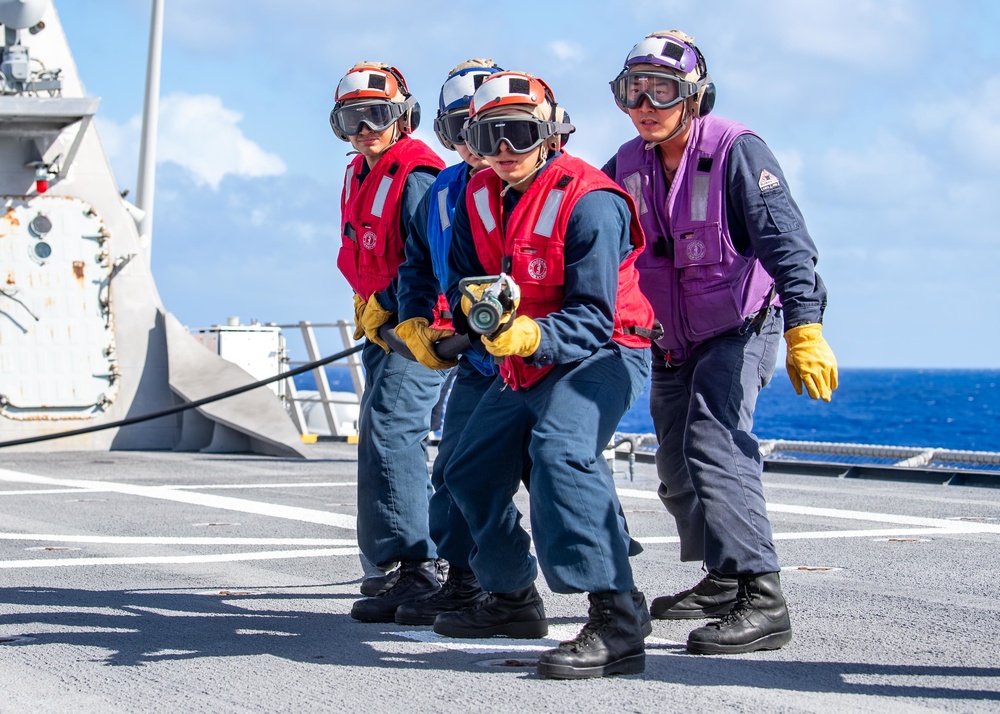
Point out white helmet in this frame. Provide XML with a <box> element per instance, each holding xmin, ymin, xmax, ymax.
<box><xmin>329</xmin><ymin>62</ymin><xmax>420</xmax><ymax>142</ymax></box>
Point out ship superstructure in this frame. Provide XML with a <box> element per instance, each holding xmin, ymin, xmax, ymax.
<box><xmin>0</xmin><ymin>0</ymin><xmax>306</xmax><ymax>456</ymax></box>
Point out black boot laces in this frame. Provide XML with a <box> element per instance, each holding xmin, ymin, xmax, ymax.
<box><xmin>562</xmin><ymin>598</ymin><xmax>611</xmax><ymax>649</ymax></box>
<box><xmin>714</xmin><ymin>581</ymin><xmax>754</xmax><ymax>627</ymax></box>
<box><xmin>380</xmin><ymin>567</ymin><xmax>416</xmax><ymax>597</ymax></box>
<box><xmin>422</xmin><ymin>571</ymin><xmax>461</xmax><ymax>603</ymax></box>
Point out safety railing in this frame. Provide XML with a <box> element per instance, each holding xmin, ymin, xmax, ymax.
<box><xmin>273</xmin><ymin>320</ymin><xmax>364</xmax><ymax>439</ymax></box>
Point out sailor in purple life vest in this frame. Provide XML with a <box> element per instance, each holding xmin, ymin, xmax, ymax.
<box><xmin>604</xmin><ymin>30</ymin><xmax>839</xmax><ymax>655</ymax></box>
<box><xmin>329</xmin><ymin>62</ymin><xmax>447</xmax><ymax>620</ymax></box>
<box><xmin>435</xmin><ymin>70</ymin><xmax>658</xmax><ymax>680</ymax></box>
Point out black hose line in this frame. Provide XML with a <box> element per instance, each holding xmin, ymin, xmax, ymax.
<box><xmin>0</xmin><ymin>343</ymin><xmax>364</xmax><ymax>449</ymax></box>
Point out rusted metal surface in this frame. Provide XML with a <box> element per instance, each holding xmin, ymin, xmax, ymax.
<box><xmin>0</xmin><ymin>196</ymin><xmax>117</xmax><ymax>419</ymax></box>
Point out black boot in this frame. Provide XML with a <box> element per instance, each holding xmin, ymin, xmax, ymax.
<box><xmin>686</xmin><ymin>572</ymin><xmax>792</xmax><ymax>654</ymax></box>
<box><xmin>351</xmin><ymin>560</ymin><xmax>441</xmax><ymax>623</ymax></box>
<box><xmin>395</xmin><ymin>566</ymin><xmax>489</xmax><ymax>625</ymax></box>
<box><xmin>650</xmin><ymin>572</ymin><xmax>738</xmax><ymax>620</ymax></box>
<box><xmin>632</xmin><ymin>588</ymin><xmax>652</xmax><ymax>638</ymax></box>
<box><xmin>360</xmin><ymin>565</ymin><xmax>400</xmax><ymax>597</ymax></box>
<box><xmin>536</xmin><ymin>591</ymin><xmax>646</xmax><ymax>679</ymax></box>
<box><xmin>432</xmin><ymin>584</ymin><xmax>548</xmax><ymax>639</ymax></box>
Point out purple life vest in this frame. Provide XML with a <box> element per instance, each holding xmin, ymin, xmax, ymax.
<box><xmin>615</xmin><ymin>115</ymin><xmax>777</xmax><ymax>363</ymax></box>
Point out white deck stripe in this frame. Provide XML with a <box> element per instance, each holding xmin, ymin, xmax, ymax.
<box><xmin>162</xmin><ymin>482</ymin><xmax>356</xmax><ymax>490</ymax></box>
<box><xmin>0</xmin><ymin>468</ymin><xmax>996</xmax><ymax>575</ymax></box>
<box><xmin>388</xmin><ymin>626</ymin><xmax>682</xmax><ymax>654</ymax></box>
<box><xmin>0</xmin><ymin>468</ymin><xmax>357</xmax><ymax>530</ymax></box>
<box><xmin>0</xmin><ymin>547</ymin><xmax>358</xmax><ymax>569</ymax></box>
<box><xmin>0</xmin><ymin>483</ymin><xmax>356</xmax><ymax>495</ymax></box>
<box><xmin>0</xmin><ymin>488</ymin><xmax>93</xmax><ymax>496</ymax></box>
<box><xmin>616</xmin><ymin>488</ymin><xmax>1000</xmax><ymax>534</ymax></box>
<box><xmin>634</xmin><ymin>527</ymin><xmax>983</xmax><ymax>544</ymax></box>
<box><xmin>0</xmin><ymin>533</ymin><xmax>356</xmax><ymax>546</ymax></box>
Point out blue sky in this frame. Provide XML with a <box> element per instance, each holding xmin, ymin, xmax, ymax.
<box><xmin>53</xmin><ymin>0</ymin><xmax>1000</xmax><ymax>368</ymax></box>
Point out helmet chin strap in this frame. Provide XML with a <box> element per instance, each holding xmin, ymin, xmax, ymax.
<box><xmin>643</xmin><ymin>100</ymin><xmax>691</xmax><ymax>151</ymax></box>
<box><xmin>500</xmin><ymin>144</ymin><xmax>549</xmax><ymax>197</ymax></box>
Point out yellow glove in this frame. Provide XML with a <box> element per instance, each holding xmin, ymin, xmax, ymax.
<box><xmin>352</xmin><ymin>293</ymin><xmax>366</xmax><ymax>341</ymax></box>
<box><xmin>395</xmin><ymin>317</ymin><xmax>458</xmax><ymax>371</ymax></box>
<box><xmin>784</xmin><ymin>323</ymin><xmax>838</xmax><ymax>402</ymax></box>
<box><xmin>361</xmin><ymin>292</ymin><xmax>393</xmax><ymax>353</ymax></box>
<box><xmin>459</xmin><ymin>282</ymin><xmax>488</xmax><ymax>317</ymax></box>
<box><xmin>459</xmin><ymin>275</ymin><xmax>521</xmax><ymax>335</ymax></box>
<box><xmin>483</xmin><ymin>315</ymin><xmax>541</xmax><ymax>358</ymax></box>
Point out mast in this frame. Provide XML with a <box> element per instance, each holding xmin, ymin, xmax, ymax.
<box><xmin>135</xmin><ymin>0</ymin><xmax>163</xmax><ymax>261</ymax></box>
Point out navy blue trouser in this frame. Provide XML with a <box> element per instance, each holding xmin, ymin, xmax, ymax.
<box><xmin>357</xmin><ymin>340</ymin><xmax>444</xmax><ymax>568</ymax></box>
<box><xmin>428</xmin><ymin>359</ymin><xmax>497</xmax><ymax>569</ymax></box>
<box><xmin>649</xmin><ymin>309</ymin><xmax>782</xmax><ymax>575</ymax></box>
<box><xmin>446</xmin><ymin>343</ymin><xmax>650</xmax><ymax>594</ymax></box>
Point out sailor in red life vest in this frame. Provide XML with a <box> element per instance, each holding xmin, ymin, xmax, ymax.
<box><xmin>328</xmin><ymin>62</ymin><xmax>447</xmax><ymax>621</ymax></box>
<box><xmin>434</xmin><ymin>71</ymin><xmax>658</xmax><ymax>680</ymax></box>
<box><xmin>605</xmin><ymin>31</ymin><xmax>839</xmax><ymax>655</ymax></box>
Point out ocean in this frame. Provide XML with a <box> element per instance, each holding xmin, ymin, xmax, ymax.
<box><xmin>296</xmin><ymin>368</ymin><xmax>1000</xmax><ymax>453</ymax></box>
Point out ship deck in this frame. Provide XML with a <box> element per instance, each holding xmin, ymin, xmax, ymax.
<box><xmin>1</xmin><ymin>443</ymin><xmax>998</xmax><ymax>712</ymax></box>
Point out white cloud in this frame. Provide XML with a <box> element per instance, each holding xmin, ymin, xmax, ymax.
<box><xmin>914</xmin><ymin>75</ymin><xmax>1000</xmax><ymax>171</ymax></box>
<box><xmin>759</xmin><ymin>0</ymin><xmax>923</xmax><ymax>70</ymax></box>
<box><xmin>157</xmin><ymin>93</ymin><xmax>286</xmax><ymax>189</ymax></box>
<box><xmin>96</xmin><ymin>93</ymin><xmax>286</xmax><ymax>191</ymax></box>
<box><xmin>549</xmin><ymin>40</ymin><xmax>584</xmax><ymax>64</ymax></box>
<box><xmin>818</xmin><ymin>130</ymin><xmax>933</xmax><ymax>207</ymax></box>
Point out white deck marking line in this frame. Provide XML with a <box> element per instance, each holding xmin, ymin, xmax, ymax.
<box><xmin>0</xmin><ymin>547</ymin><xmax>358</xmax><ymax>569</ymax></box>
<box><xmin>616</xmin><ymin>488</ymin><xmax>1000</xmax><ymax>534</ymax></box>
<box><xmin>0</xmin><ymin>468</ymin><xmax>356</xmax><ymax>530</ymax></box>
<box><xmin>0</xmin><ymin>534</ymin><xmax>357</xmax><ymax>546</ymax></box>
<box><xmin>387</xmin><ymin>625</ymin><xmax>683</xmax><ymax>654</ymax></box>
<box><xmin>0</xmin><ymin>483</ymin><xmax>357</xmax><ymax>496</ymax></box>
<box><xmin>635</xmin><ymin>527</ymin><xmax>985</xmax><ymax>544</ymax></box>
<box><xmin>0</xmin><ymin>489</ymin><xmax>98</xmax><ymax>496</ymax></box>
<box><xmin>161</xmin><ymin>482</ymin><xmax>356</xmax><ymax>490</ymax></box>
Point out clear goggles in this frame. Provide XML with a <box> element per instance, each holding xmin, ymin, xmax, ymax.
<box><xmin>433</xmin><ymin>109</ymin><xmax>469</xmax><ymax>147</ymax></box>
<box><xmin>610</xmin><ymin>71</ymin><xmax>697</xmax><ymax>110</ymax></box>
<box><xmin>465</xmin><ymin>115</ymin><xmax>561</xmax><ymax>156</ymax></box>
<box><xmin>329</xmin><ymin>99</ymin><xmax>407</xmax><ymax>137</ymax></box>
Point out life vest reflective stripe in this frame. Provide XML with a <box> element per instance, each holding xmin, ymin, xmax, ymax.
<box><xmin>691</xmin><ymin>173</ymin><xmax>710</xmax><ymax>222</ymax></box>
<box><xmin>534</xmin><ymin>189</ymin><xmax>565</xmax><ymax>238</ymax></box>
<box><xmin>370</xmin><ymin>175</ymin><xmax>394</xmax><ymax>218</ymax></box>
<box><xmin>343</xmin><ymin>164</ymin><xmax>354</xmax><ymax>204</ymax></box>
<box><xmin>436</xmin><ymin>187</ymin><xmax>451</xmax><ymax>230</ymax></box>
<box><xmin>472</xmin><ymin>187</ymin><xmax>496</xmax><ymax>233</ymax></box>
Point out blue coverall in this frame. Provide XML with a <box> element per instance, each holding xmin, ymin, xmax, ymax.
<box><xmin>354</xmin><ymin>164</ymin><xmax>444</xmax><ymax>569</ymax></box>
<box><xmin>444</xmin><ymin>156</ymin><xmax>650</xmax><ymax>594</ymax></box>
<box><xmin>396</xmin><ymin>162</ymin><xmax>498</xmax><ymax>570</ymax></box>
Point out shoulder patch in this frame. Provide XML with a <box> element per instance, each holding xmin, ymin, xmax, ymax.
<box><xmin>758</xmin><ymin>169</ymin><xmax>780</xmax><ymax>191</ymax></box>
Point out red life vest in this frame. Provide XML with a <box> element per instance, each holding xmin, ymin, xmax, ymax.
<box><xmin>337</xmin><ymin>136</ymin><xmax>446</xmax><ymax>309</ymax></box>
<box><xmin>466</xmin><ymin>153</ymin><xmax>656</xmax><ymax>390</ymax></box>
